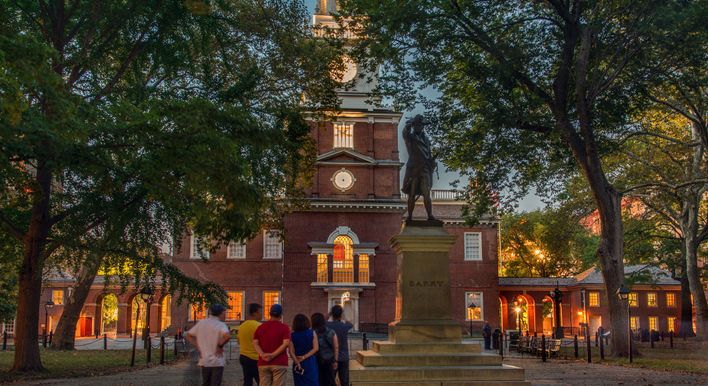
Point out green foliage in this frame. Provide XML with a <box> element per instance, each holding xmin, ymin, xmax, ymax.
<box><xmin>0</xmin><ymin>232</ymin><xmax>19</xmax><ymax>322</ymax></box>
<box><xmin>501</xmin><ymin>207</ymin><xmax>597</xmax><ymax>277</ymax></box>
<box><xmin>100</xmin><ymin>294</ymin><xmax>118</xmax><ymax>326</ymax></box>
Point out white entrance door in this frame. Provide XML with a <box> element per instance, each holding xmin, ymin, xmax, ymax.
<box><xmin>328</xmin><ymin>291</ymin><xmax>359</xmax><ymax>331</ymax></box>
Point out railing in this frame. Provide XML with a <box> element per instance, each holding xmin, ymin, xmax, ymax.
<box><xmin>401</xmin><ymin>189</ymin><xmax>463</xmax><ymax>202</ymax></box>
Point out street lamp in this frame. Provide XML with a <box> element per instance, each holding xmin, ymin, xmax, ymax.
<box><xmin>550</xmin><ymin>285</ymin><xmax>563</xmax><ymax>338</ymax></box>
<box><xmin>44</xmin><ymin>300</ymin><xmax>54</xmax><ymax>348</ymax></box>
<box><xmin>140</xmin><ymin>287</ymin><xmax>154</xmax><ymax>348</ymax></box>
<box><xmin>467</xmin><ymin>302</ymin><xmax>477</xmax><ymax>337</ymax></box>
<box><xmin>616</xmin><ymin>284</ymin><xmax>632</xmax><ymax>363</ymax></box>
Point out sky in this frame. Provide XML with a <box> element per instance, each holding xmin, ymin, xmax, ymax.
<box><xmin>303</xmin><ymin>0</ymin><xmax>544</xmax><ymax>212</ymax></box>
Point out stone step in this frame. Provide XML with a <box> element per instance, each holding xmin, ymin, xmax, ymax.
<box><xmin>350</xmin><ymin>362</ymin><xmax>527</xmax><ymax>383</ymax></box>
<box><xmin>372</xmin><ymin>341</ymin><xmax>481</xmax><ymax>354</ymax></box>
<box><xmin>357</xmin><ymin>350</ymin><xmax>502</xmax><ymax>367</ymax></box>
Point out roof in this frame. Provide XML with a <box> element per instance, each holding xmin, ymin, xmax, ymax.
<box><xmin>500</xmin><ymin>265</ymin><xmax>680</xmax><ymax>288</ymax></box>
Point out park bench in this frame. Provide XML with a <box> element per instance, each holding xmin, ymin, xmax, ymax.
<box><xmin>545</xmin><ymin>338</ymin><xmax>561</xmax><ymax>358</ymax></box>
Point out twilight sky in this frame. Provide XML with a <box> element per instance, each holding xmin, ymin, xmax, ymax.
<box><xmin>303</xmin><ymin>0</ymin><xmax>544</xmax><ymax>211</ymax></box>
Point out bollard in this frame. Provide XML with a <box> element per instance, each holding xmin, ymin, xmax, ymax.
<box><xmin>573</xmin><ymin>335</ymin><xmax>578</xmax><ymax>358</ymax></box>
<box><xmin>541</xmin><ymin>335</ymin><xmax>546</xmax><ymax>362</ymax></box>
<box><xmin>650</xmin><ymin>331</ymin><xmax>655</xmax><ymax>348</ymax></box>
<box><xmin>586</xmin><ymin>333</ymin><xmax>592</xmax><ymax>363</ymax></box>
<box><xmin>599</xmin><ymin>332</ymin><xmax>605</xmax><ymax>360</ymax></box>
<box><xmin>660</xmin><ymin>331</ymin><xmax>664</xmax><ymax>341</ymax></box>
<box><xmin>49</xmin><ymin>331</ymin><xmax>53</xmax><ymax>346</ymax></box>
<box><xmin>362</xmin><ymin>333</ymin><xmax>368</xmax><ymax>350</ymax></box>
<box><xmin>499</xmin><ymin>333</ymin><xmax>504</xmax><ymax>359</ymax></box>
<box><xmin>595</xmin><ymin>331</ymin><xmax>598</xmax><ymax>347</ymax></box>
<box><xmin>160</xmin><ymin>336</ymin><xmax>165</xmax><ymax>365</ymax></box>
<box><xmin>2</xmin><ymin>331</ymin><xmax>6</xmax><ymax>350</ymax></box>
<box><xmin>670</xmin><ymin>331</ymin><xmax>674</xmax><ymax>348</ymax></box>
<box><xmin>43</xmin><ymin>330</ymin><xmax>47</xmax><ymax>348</ymax></box>
<box><xmin>174</xmin><ymin>337</ymin><xmax>179</xmax><ymax>357</ymax></box>
<box><xmin>147</xmin><ymin>336</ymin><xmax>152</xmax><ymax>365</ymax></box>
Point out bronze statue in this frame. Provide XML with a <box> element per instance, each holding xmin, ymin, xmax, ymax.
<box><xmin>402</xmin><ymin>115</ymin><xmax>437</xmax><ymax>222</ymax></box>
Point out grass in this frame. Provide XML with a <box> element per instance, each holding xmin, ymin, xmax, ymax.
<box><xmin>0</xmin><ymin>348</ymin><xmax>178</xmax><ymax>383</ymax></box>
<box><xmin>557</xmin><ymin>338</ymin><xmax>708</xmax><ymax>374</ymax></box>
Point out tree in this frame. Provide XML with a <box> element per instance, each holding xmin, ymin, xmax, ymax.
<box><xmin>340</xmin><ymin>0</ymin><xmax>697</xmax><ymax>356</ymax></box>
<box><xmin>500</xmin><ymin>207</ymin><xmax>597</xmax><ymax>277</ymax></box>
<box><xmin>0</xmin><ymin>0</ymin><xmax>339</xmax><ymax>371</ymax></box>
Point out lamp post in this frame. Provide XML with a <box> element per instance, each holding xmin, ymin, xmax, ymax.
<box><xmin>550</xmin><ymin>285</ymin><xmax>563</xmax><ymax>338</ymax></box>
<box><xmin>43</xmin><ymin>300</ymin><xmax>54</xmax><ymax>348</ymax></box>
<box><xmin>616</xmin><ymin>284</ymin><xmax>632</xmax><ymax>363</ymax></box>
<box><xmin>467</xmin><ymin>302</ymin><xmax>477</xmax><ymax>337</ymax></box>
<box><xmin>140</xmin><ymin>287</ymin><xmax>154</xmax><ymax>350</ymax></box>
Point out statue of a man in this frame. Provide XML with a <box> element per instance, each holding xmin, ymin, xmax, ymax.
<box><xmin>401</xmin><ymin>115</ymin><xmax>436</xmax><ymax>221</ymax></box>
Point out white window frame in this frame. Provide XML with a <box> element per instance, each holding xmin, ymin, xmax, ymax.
<box><xmin>464</xmin><ymin>291</ymin><xmax>484</xmax><ymax>321</ymax></box>
<box><xmin>463</xmin><ymin>232</ymin><xmax>483</xmax><ymax>261</ymax></box>
<box><xmin>263</xmin><ymin>230</ymin><xmax>283</xmax><ymax>259</ymax></box>
<box><xmin>227</xmin><ymin>241</ymin><xmax>247</xmax><ymax>259</ymax></box>
<box><xmin>333</xmin><ymin>122</ymin><xmax>354</xmax><ymax>149</ymax></box>
<box><xmin>190</xmin><ymin>235</ymin><xmax>210</xmax><ymax>259</ymax></box>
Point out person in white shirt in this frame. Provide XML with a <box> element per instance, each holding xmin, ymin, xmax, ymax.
<box><xmin>185</xmin><ymin>304</ymin><xmax>231</xmax><ymax>386</ymax></box>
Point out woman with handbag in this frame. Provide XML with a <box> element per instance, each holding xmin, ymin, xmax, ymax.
<box><xmin>311</xmin><ymin>313</ymin><xmax>339</xmax><ymax>386</ymax></box>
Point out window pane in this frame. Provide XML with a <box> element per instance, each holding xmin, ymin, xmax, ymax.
<box><xmin>52</xmin><ymin>290</ymin><xmax>64</xmax><ymax>305</ymax></box>
<box><xmin>589</xmin><ymin>292</ymin><xmax>600</xmax><ymax>307</ymax></box>
<box><xmin>227</xmin><ymin>291</ymin><xmax>244</xmax><ymax>321</ymax></box>
<box><xmin>668</xmin><ymin>317</ymin><xmax>676</xmax><ymax>332</ymax></box>
<box><xmin>334</xmin><ymin>122</ymin><xmax>354</xmax><ymax>148</ymax></box>
<box><xmin>359</xmin><ymin>254</ymin><xmax>369</xmax><ymax>283</ymax></box>
<box><xmin>630</xmin><ymin>317</ymin><xmax>639</xmax><ymax>330</ymax></box>
<box><xmin>464</xmin><ymin>233</ymin><xmax>482</xmax><ymax>261</ymax></box>
<box><xmin>629</xmin><ymin>292</ymin><xmax>638</xmax><ymax>307</ymax></box>
<box><xmin>317</xmin><ymin>254</ymin><xmax>328</xmax><ymax>282</ymax></box>
<box><xmin>190</xmin><ymin>302</ymin><xmax>207</xmax><ymax>321</ymax></box>
<box><xmin>228</xmin><ymin>242</ymin><xmax>246</xmax><ymax>259</ymax></box>
<box><xmin>192</xmin><ymin>236</ymin><xmax>210</xmax><ymax>259</ymax></box>
<box><xmin>465</xmin><ymin>292</ymin><xmax>483</xmax><ymax>321</ymax></box>
<box><xmin>263</xmin><ymin>291</ymin><xmax>280</xmax><ymax>315</ymax></box>
<box><xmin>264</xmin><ymin>231</ymin><xmax>282</xmax><ymax>259</ymax></box>
<box><xmin>666</xmin><ymin>293</ymin><xmax>675</xmax><ymax>307</ymax></box>
<box><xmin>649</xmin><ymin>317</ymin><xmax>658</xmax><ymax>331</ymax></box>
<box><xmin>647</xmin><ymin>293</ymin><xmax>657</xmax><ymax>307</ymax></box>
<box><xmin>332</xmin><ymin>235</ymin><xmax>353</xmax><ymax>283</ymax></box>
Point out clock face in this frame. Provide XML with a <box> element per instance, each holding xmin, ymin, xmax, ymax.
<box><xmin>335</xmin><ymin>55</ymin><xmax>358</xmax><ymax>83</ymax></box>
<box><xmin>331</xmin><ymin>169</ymin><xmax>356</xmax><ymax>192</ymax></box>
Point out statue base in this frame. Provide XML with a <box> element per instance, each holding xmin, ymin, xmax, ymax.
<box><xmin>350</xmin><ymin>223</ymin><xmax>529</xmax><ymax>385</ymax></box>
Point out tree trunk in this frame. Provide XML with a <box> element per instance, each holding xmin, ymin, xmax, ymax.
<box><xmin>684</xmin><ymin>227</ymin><xmax>707</xmax><ymax>340</ymax></box>
<box><xmin>12</xmin><ymin>165</ymin><xmax>52</xmax><ymax>372</ymax></box>
<box><xmin>50</xmin><ymin>255</ymin><xmax>103</xmax><ymax>350</ymax></box>
<box><xmin>679</xmin><ymin>272</ymin><xmax>695</xmax><ymax>337</ymax></box>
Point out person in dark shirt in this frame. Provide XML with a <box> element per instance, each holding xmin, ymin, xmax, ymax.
<box><xmin>482</xmin><ymin>321</ymin><xmax>492</xmax><ymax>350</ymax></box>
<box><xmin>326</xmin><ymin>305</ymin><xmax>353</xmax><ymax>386</ymax></box>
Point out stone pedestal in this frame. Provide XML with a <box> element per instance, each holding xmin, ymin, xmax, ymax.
<box><xmin>350</xmin><ymin>223</ymin><xmax>529</xmax><ymax>386</ymax></box>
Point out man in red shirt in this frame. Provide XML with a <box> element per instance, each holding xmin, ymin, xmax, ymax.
<box><xmin>253</xmin><ymin>304</ymin><xmax>291</xmax><ymax>386</ymax></box>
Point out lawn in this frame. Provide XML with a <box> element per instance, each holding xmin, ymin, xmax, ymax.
<box><xmin>0</xmin><ymin>348</ymin><xmax>177</xmax><ymax>383</ymax></box>
<box><xmin>557</xmin><ymin>338</ymin><xmax>708</xmax><ymax>374</ymax></box>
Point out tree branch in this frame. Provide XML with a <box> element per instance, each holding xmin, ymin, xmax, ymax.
<box><xmin>0</xmin><ymin>211</ymin><xmax>25</xmax><ymax>240</ymax></box>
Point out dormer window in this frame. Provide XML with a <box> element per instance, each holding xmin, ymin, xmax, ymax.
<box><xmin>334</xmin><ymin>122</ymin><xmax>354</xmax><ymax>148</ymax></box>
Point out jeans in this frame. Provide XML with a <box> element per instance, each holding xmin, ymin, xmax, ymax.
<box><xmin>335</xmin><ymin>360</ymin><xmax>349</xmax><ymax>386</ymax></box>
<box><xmin>258</xmin><ymin>365</ymin><xmax>288</xmax><ymax>386</ymax></box>
<box><xmin>201</xmin><ymin>366</ymin><xmax>224</xmax><ymax>386</ymax></box>
<box><xmin>240</xmin><ymin>355</ymin><xmax>260</xmax><ymax>386</ymax></box>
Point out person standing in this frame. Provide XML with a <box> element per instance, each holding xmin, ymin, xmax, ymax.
<box><xmin>326</xmin><ymin>305</ymin><xmax>352</xmax><ymax>386</ymax></box>
<box><xmin>482</xmin><ymin>321</ymin><xmax>492</xmax><ymax>350</ymax></box>
<box><xmin>254</xmin><ymin>304</ymin><xmax>291</xmax><ymax>386</ymax></box>
<box><xmin>288</xmin><ymin>314</ymin><xmax>319</xmax><ymax>386</ymax></box>
<box><xmin>184</xmin><ymin>304</ymin><xmax>231</xmax><ymax>386</ymax></box>
<box><xmin>311</xmin><ymin>312</ymin><xmax>338</xmax><ymax>386</ymax></box>
<box><xmin>238</xmin><ymin>303</ymin><xmax>262</xmax><ymax>386</ymax></box>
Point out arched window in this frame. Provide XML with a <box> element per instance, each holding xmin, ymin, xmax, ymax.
<box><xmin>333</xmin><ymin>235</ymin><xmax>354</xmax><ymax>282</ymax></box>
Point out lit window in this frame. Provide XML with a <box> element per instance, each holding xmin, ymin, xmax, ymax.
<box><xmin>2</xmin><ymin>319</ymin><xmax>15</xmax><ymax>335</ymax></box>
<box><xmin>359</xmin><ymin>254</ymin><xmax>370</xmax><ymax>283</ymax></box>
<box><xmin>334</xmin><ymin>122</ymin><xmax>354</xmax><ymax>148</ymax></box>
<box><xmin>463</xmin><ymin>232</ymin><xmax>482</xmax><ymax>261</ymax></box>
<box><xmin>629</xmin><ymin>292</ymin><xmax>638</xmax><ymax>307</ymax></box>
<box><xmin>668</xmin><ymin>317</ymin><xmax>676</xmax><ymax>332</ymax></box>
<box><xmin>52</xmin><ymin>290</ymin><xmax>64</xmax><ymax>305</ymax></box>
<box><xmin>227</xmin><ymin>291</ymin><xmax>244</xmax><ymax>321</ymax></box>
<box><xmin>588</xmin><ymin>292</ymin><xmax>600</xmax><ymax>307</ymax></box>
<box><xmin>630</xmin><ymin>317</ymin><xmax>639</xmax><ymax>330</ymax></box>
<box><xmin>465</xmin><ymin>292</ymin><xmax>483</xmax><ymax>321</ymax></box>
<box><xmin>263</xmin><ymin>230</ymin><xmax>283</xmax><ymax>259</ymax></box>
<box><xmin>649</xmin><ymin>316</ymin><xmax>658</xmax><ymax>331</ymax></box>
<box><xmin>191</xmin><ymin>235</ymin><xmax>210</xmax><ymax>259</ymax></box>
<box><xmin>263</xmin><ymin>291</ymin><xmax>280</xmax><ymax>316</ymax></box>
<box><xmin>332</xmin><ymin>235</ymin><xmax>354</xmax><ymax>283</ymax></box>
<box><xmin>189</xmin><ymin>302</ymin><xmax>207</xmax><ymax>321</ymax></box>
<box><xmin>666</xmin><ymin>292</ymin><xmax>676</xmax><ymax>307</ymax></box>
<box><xmin>316</xmin><ymin>254</ymin><xmax>328</xmax><ymax>282</ymax></box>
<box><xmin>647</xmin><ymin>293</ymin><xmax>657</xmax><ymax>307</ymax></box>
<box><xmin>161</xmin><ymin>295</ymin><xmax>171</xmax><ymax>331</ymax></box>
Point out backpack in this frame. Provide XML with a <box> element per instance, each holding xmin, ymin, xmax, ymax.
<box><xmin>316</xmin><ymin>328</ymin><xmax>335</xmax><ymax>365</ymax></box>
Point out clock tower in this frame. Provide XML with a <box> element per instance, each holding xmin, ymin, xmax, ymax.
<box><xmin>281</xmin><ymin>0</ymin><xmax>405</xmax><ymax>331</ymax></box>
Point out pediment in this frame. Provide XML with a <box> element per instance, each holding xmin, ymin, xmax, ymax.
<box><xmin>317</xmin><ymin>148</ymin><xmax>376</xmax><ymax>164</ymax></box>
